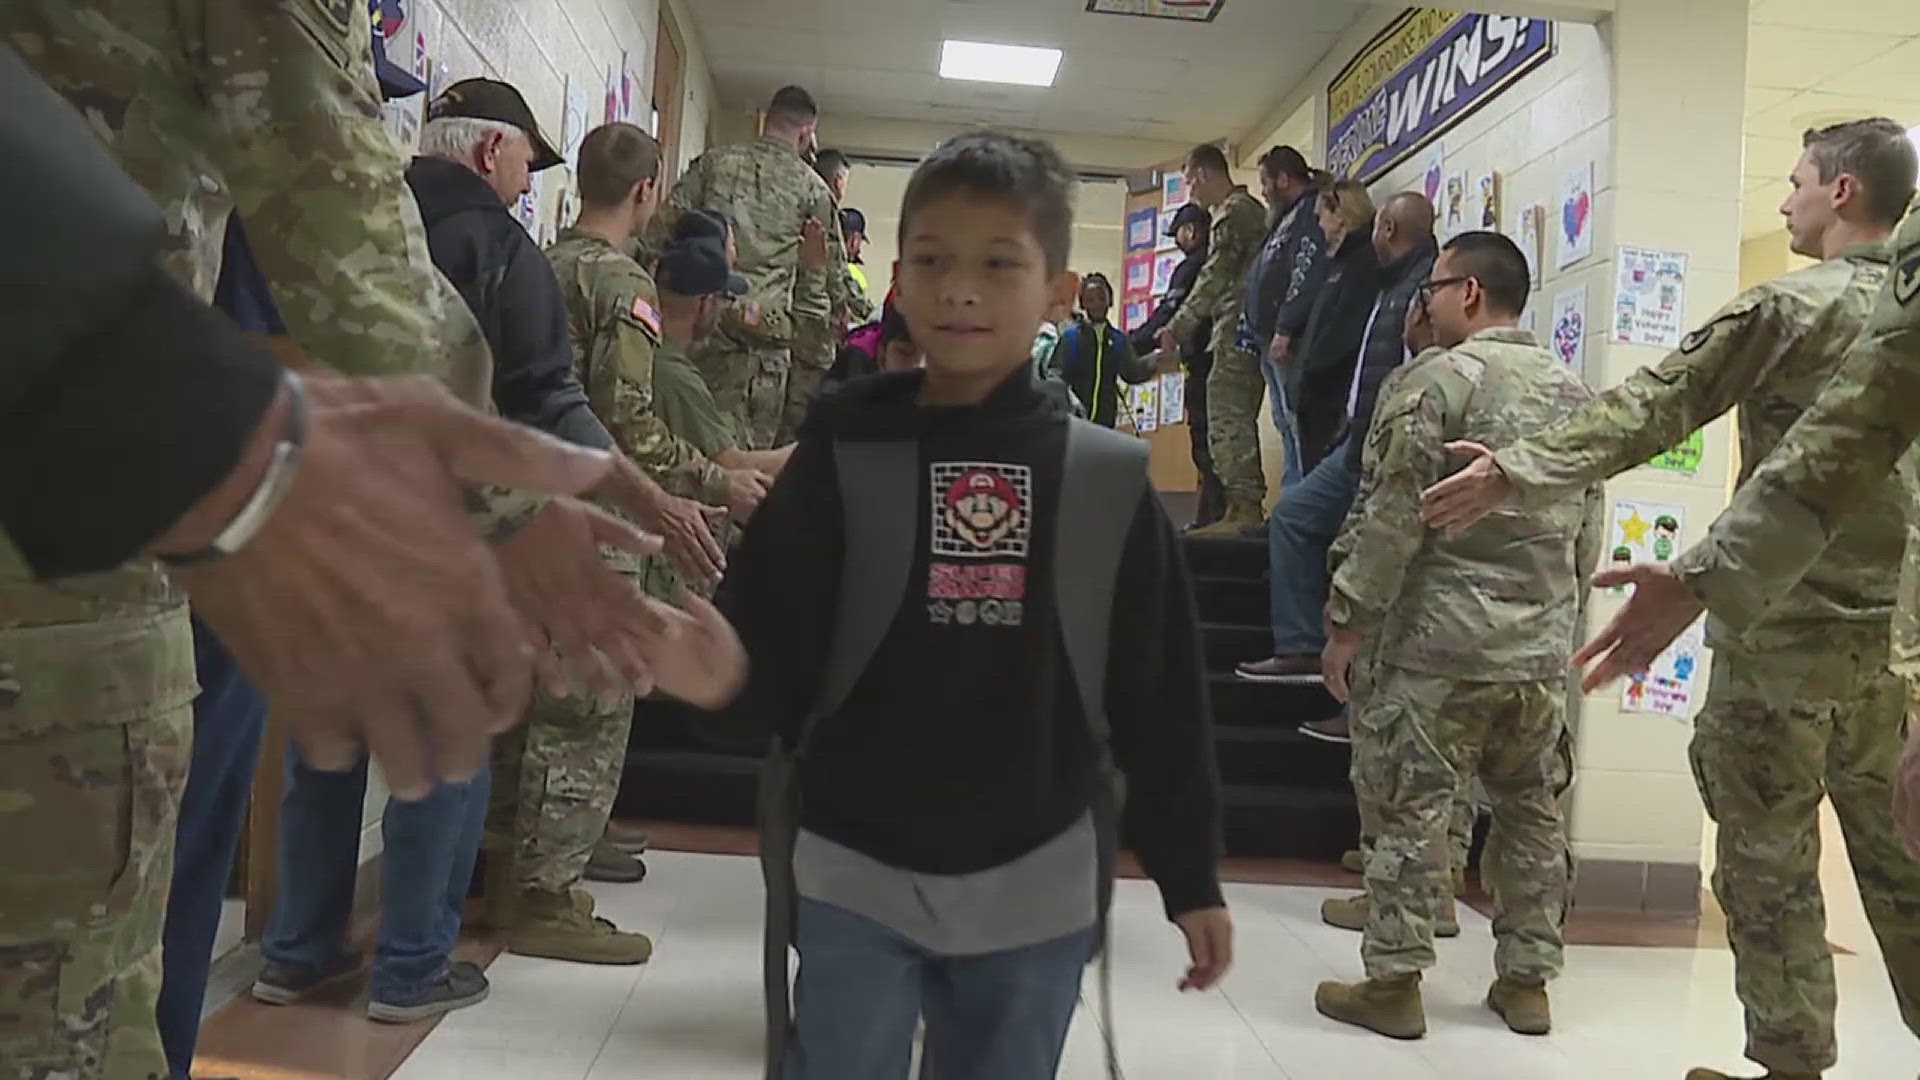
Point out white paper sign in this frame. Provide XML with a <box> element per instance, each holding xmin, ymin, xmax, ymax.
<box><xmin>1158</xmin><ymin>370</ymin><xmax>1186</xmax><ymax>426</ymax></box>
<box><xmin>1612</xmin><ymin>245</ymin><xmax>1689</xmax><ymax>349</ymax></box>
<box><xmin>1131</xmin><ymin>381</ymin><xmax>1160</xmax><ymax>434</ymax></box>
<box><xmin>1608</xmin><ymin>498</ymin><xmax>1685</xmax><ymax>569</ymax></box>
<box><xmin>1557</xmin><ymin>161</ymin><xmax>1595</xmax><ymax>269</ymax></box>
<box><xmin>1622</xmin><ymin>620</ymin><xmax>1705</xmax><ymax>719</ymax></box>
<box><xmin>1551</xmin><ymin>285</ymin><xmax>1587</xmax><ymax>371</ymax></box>
<box><xmin>562</xmin><ymin>75</ymin><xmax>592</xmax><ymax>165</ymax></box>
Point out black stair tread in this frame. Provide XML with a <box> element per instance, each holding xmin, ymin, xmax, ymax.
<box><xmin>1212</xmin><ymin>720</ymin><xmax>1345</xmax><ymax>746</ymax></box>
<box><xmin>626</xmin><ymin>748</ymin><xmax>760</xmax><ymax>773</ymax></box>
<box><xmin>1221</xmin><ymin>784</ymin><xmax>1356</xmax><ymax>810</ymax></box>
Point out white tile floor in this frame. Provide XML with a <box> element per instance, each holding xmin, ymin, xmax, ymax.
<box><xmin>392</xmin><ymin>851</ymin><xmax>1918</xmax><ymax>1080</ymax></box>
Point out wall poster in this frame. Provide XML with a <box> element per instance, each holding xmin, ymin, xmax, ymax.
<box><xmin>1558</xmin><ymin>160</ymin><xmax>1595</xmax><ymax>269</ymax></box>
<box><xmin>1612</xmin><ymin>245</ymin><xmax>1689</xmax><ymax>349</ymax></box>
<box><xmin>1551</xmin><ymin>284</ymin><xmax>1587</xmax><ymax>371</ymax></box>
<box><xmin>1159</xmin><ymin>370</ymin><xmax>1187</xmax><ymax>426</ymax></box>
<box><xmin>1327</xmin><ymin>10</ymin><xmax>1555</xmax><ymax>183</ymax></box>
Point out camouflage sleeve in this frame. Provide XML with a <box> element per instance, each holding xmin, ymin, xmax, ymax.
<box><xmin>1330</xmin><ymin>363</ymin><xmax>1414</xmax><ymax>575</ymax></box>
<box><xmin>642</xmin><ymin>162</ymin><xmax>704</xmax><ymax>253</ymax></box>
<box><xmin>1167</xmin><ymin>207</ymin><xmax>1257</xmax><ymax>343</ymax></box>
<box><xmin>1326</xmin><ymin>368</ymin><xmax>1453</xmax><ymax>635</ymax></box>
<box><xmin>1575</xmin><ymin>481</ymin><xmax>1606</xmax><ymax>601</ymax></box>
<box><xmin>839</xmin><ymin>262</ymin><xmax>876</xmax><ymax>323</ymax></box>
<box><xmin>198</xmin><ymin>0</ymin><xmax>538</xmax><ymax>528</ymax></box>
<box><xmin>1672</xmin><ymin>215</ymin><xmax>1920</xmax><ymax>631</ymax></box>
<box><xmin>593</xmin><ymin>300</ymin><xmax>731</xmax><ymax>504</ymax></box>
<box><xmin>1494</xmin><ymin>288</ymin><xmax>1788</xmax><ymax>502</ymax></box>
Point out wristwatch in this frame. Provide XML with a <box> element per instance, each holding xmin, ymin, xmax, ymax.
<box><xmin>158</xmin><ymin>372</ymin><xmax>307</xmax><ymax>567</ymax></box>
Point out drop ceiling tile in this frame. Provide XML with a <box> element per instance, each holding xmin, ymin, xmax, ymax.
<box><xmin>1812</xmin><ymin>36</ymin><xmax>1920</xmax><ymax>102</ymax></box>
<box><xmin>1746</xmin><ymin>23</ymin><xmax>1902</xmax><ymax>92</ymax></box>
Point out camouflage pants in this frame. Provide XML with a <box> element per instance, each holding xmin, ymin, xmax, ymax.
<box><xmin>0</xmin><ymin>705</ymin><xmax>192</xmax><ymax>1079</ymax></box>
<box><xmin>1690</xmin><ymin>640</ymin><xmax>1920</xmax><ymax>1074</ymax></box>
<box><xmin>1351</xmin><ymin>667</ymin><xmax>1570</xmax><ymax>982</ymax></box>
<box><xmin>1359</xmin><ymin>788</ymin><xmax>1477</xmax><ymax>888</ymax></box>
<box><xmin>487</xmin><ymin>685</ymin><xmax>635</xmax><ymax>895</ymax></box>
<box><xmin>692</xmin><ymin>338</ymin><xmax>790</xmax><ymax>452</ymax></box>
<box><xmin>1206</xmin><ymin>344</ymin><xmax>1267</xmax><ymax>504</ymax></box>
<box><xmin>780</xmin><ymin>321</ymin><xmax>836</xmax><ymax>446</ymax></box>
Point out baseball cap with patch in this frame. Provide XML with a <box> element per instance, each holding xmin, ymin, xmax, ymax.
<box><xmin>658</xmin><ymin>237</ymin><xmax>749</xmax><ymax>298</ymax></box>
<box><xmin>427</xmin><ymin>78</ymin><xmax>563</xmax><ymax>171</ymax></box>
<box><xmin>839</xmin><ymin>206</ymin><xmax>867</xmax><ymax>238</ymax></box>
<box><xmin>1167</xmin><ymin>202</ymin><xmax>1209</xmax><ymax>237</ymax></box>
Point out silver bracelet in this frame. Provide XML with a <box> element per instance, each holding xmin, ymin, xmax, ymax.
<box><xmin>159</xmin><ymin>371</ymin><xmax>307</xmax><ymax>567</ymax></box>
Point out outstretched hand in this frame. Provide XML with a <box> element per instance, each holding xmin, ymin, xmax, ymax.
<box><xmin>1572</xmin><ymin>561</ymin><xmax>1703</xmax><ymax>693</ymax></box>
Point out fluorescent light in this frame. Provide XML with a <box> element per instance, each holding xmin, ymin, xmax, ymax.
<box><xmin>940</xmin><ymin>40</ymin><xmax>1062</xmax><ymax>87</ymax></box>
<box><xmin>1910</xmin><ymin>123</ymin><xmax>1920</xmax><ymax>156</ymax></box>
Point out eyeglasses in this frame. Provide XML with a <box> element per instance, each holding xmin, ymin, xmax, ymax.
<box><xmin>1418</xmin><ymin>276</ymin><xmax>1474</xmax><ymax>301</ymax></box>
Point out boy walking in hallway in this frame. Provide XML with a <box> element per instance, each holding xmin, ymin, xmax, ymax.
<box><xmin>721</xmin><ymin>130</ymin><xmax>1232</xmax><ymax>1080</ymax></box>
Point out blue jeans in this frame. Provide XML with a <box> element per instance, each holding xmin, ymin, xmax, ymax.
<box><xmin>786</xmin><ymin>898</ymin><xmax>1094</xmax><ymax>1080</ymax></box>
<box><xmin>1261</xmin><ymin>355</ymin><xmax>1306</xmax><ymax>488</ymax></box>
<box><xmin>158</xmin><ymin>618</ymin><xmax>266</xmax><ymax>1079</ymax></box>
<box><xmin>261</xmin><ymin>747</ymin><xmax>489</xmax><ymax>1002</ymax></box>
<box><xmin>1268</xmin><ymin>442</ymin><xmax>1362</xmax><ymax>656</ymax></box>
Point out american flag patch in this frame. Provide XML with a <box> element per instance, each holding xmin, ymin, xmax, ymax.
<box><xmin>630</xmin><ymin>296</ymin><xmax>661</xmax><ymax>335</ymax></box>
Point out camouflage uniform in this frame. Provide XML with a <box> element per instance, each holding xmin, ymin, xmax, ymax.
<box><xmin>1672</xmin><ymin>212</ymin><xmax>1920</xmax><ymax>1070</ymax></box>
<box><xmin>1</xmin><ymin>2</ymin><xmax>507</xmax><ymax>1072</ymax></box>
<box><xmin>784</xmin><ymin>210</ymin><xmax>872</xmax><ymax>444</ymax></box>
<box><xmin>1328</xmin><ymin>329</ymin><xmax>1599</xmax><ymax>983</ymax></box>
<box><xmin>655</xmin><ymin>337</ymin><xmax>745</xmax><ymax>461</ymax></box>
<box><xmin>1494</xmin><ymin>243</ymin><xmax>1920</xmax><ymax>1074</ymax></box>
<box><xmin>649</xmin><ymin>136</ymin><xmax>842</xmax><ymax>449</ymax></box>
<box><xmin>1165</xmin><ymin>187</ymin><xmax>1269</xmax><ymax>504</ymax></box>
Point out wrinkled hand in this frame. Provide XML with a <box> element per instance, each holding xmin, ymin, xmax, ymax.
<box><xmin>494</xmin><ymin>497</ymin><xmax>671</xmax><ymax>701</ymax></box>
<box><xmin>1269</xmin><ymin>333</ymin><xmax>1292</xmax><ymax>365</ymax></box>
<box><xmin>1174</xmin><ymin>907</ymin><xmax>1234</xmax><ymax>991</ymax></box>
<box><xmin>800</xmin><ymin>217</ymin><xmax>829</xmax><ymax>271</ymax></box>
<box><xmin>1894</xmin><ymin>723</ymin><xmax>1920</xmax><ymax>860</ymax></box>
<box><xmin>1572</xmin><ymin>562</ymin><xmax>1704</xmax><ymax>693</ymax></box>
<box><xmin>1157</xmin><ymin>327</ymin><xmax>1178</xmax><ymax>354</ymax></box>
<box><xmin>725</xmin><ymin>467</ymin><xmax>773</xmax><ymax>521</ymax></box>
<box><xmin>591</xmin><ymin>456</ymin><xmax>726</xmax><ymax>586</ymax></box>
<box><xmin>166</xmin><ymin>373</ymin><xmax>619</xmax><ymax>799</ymax></box>
<box><xmin>1321</xmin><ymin>620</ymin><xmax>1362</xmax><ymax>703</ymax></box>
<box><xmin>1420</xmin><ymin>441</ymin><xmax>1511</xmax><ymax>533</ymax></box>
<box><xmin>643</xmin><ymin>591</ymin><xmax>749</xmax><ymax>710</ymax></box>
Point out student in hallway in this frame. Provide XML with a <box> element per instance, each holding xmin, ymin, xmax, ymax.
<box><xmin>1050</xmin><ymin>272</ymin><xmax>1157</xmax><ymax>428</ymax></box>
<box><xmin>720</xmin><ymin>130</ymin><xmax>1231</xmax><ymax>1080</ymax></box>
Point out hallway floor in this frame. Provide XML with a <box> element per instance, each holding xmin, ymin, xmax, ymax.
<box><xmin>387</xmin><ymin>851</ymin><xmax>1918</xmax><ymax>1080</ymax></box>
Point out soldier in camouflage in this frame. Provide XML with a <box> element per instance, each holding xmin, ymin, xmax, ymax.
<box><xmin>647</xmin><ymin>85</ymin><xmax>843</xmax><ymax>450</ymax></box>
<box><xmin>1422</xmin><ymin>120</ymin><xmax>1920</xmax><ymax>1080</ymax></box>
<box><xmin>1159</xmin><ymin>143</ymin><xmax>1270</xmax><ymax>534</ymax></box>
<box><xmin>787</xmin><ymin>148</ymin><xmax>875</xmax><ymax>445</ymax></box>
<box><xmin>1315</xmin><ymin>233</ymin><xmax>1600</xmax><ymax>1042</ymax></box>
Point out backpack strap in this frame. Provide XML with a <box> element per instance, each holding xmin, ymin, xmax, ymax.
<box><xmin>759</xmin><ymin>438</ymin><xmax>918</xmax><ymax>1080</ymax></box>
<box><xmin>1054</xmin><ymin>418</ymin><xmax>1149</xmax><ymax>1080</ymax></box>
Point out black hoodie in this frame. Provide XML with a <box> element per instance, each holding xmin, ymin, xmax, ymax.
<box><xmin>719</xmin><ymin>370</ymin><xmax>1223</xmax><ymax>919</ymax></box>
<box><xmin>405</xmin><ymin>156</ymin><xmax>609</xmax><ymax>449</ymax></box>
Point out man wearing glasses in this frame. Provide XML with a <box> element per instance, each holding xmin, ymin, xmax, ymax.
<box><xmin>1314</xmin><ymin>232</ymin><xmax>1600</xmax><ymax>1043</ymax></box>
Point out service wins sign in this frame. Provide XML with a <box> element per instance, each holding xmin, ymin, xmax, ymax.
<box><xmin>1327</xmin><ymin>9</ymin><xmax>1554</xmax><ymax>183</ymax></box>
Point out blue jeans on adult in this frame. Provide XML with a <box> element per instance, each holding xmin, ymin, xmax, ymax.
<box><xmin>157</xmin><ymin>617</ymin><xmax>267</xmax><ymax>1079</ymax></box>
<box><xmin>261</xmin><ymin>747</ymin><xmax>489</xmax><ymax>1003</ymax></box>
<box><xmin>1269</xmin><ymin>441</ymin><xmax>1362</xmax><ymax>657</ymax></box>
<box><xmin>1261</xmin><ymin>353</ymin><xmax>1306</xmax><ymax>488</ymax></box>
<box><xmin>785</xmin><ymin>898</ymin><xmax>1095</xmax><ymax>1080</ymax></box>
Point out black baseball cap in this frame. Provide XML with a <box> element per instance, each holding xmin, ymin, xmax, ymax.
<box><xmin>672</xmin><ymin>208</ymin><xmax>731</xmax><ymax>243</ymax></box>
<box><xmin>1168</xmin><ymin>202</ymin><xmax>1210</xmax><ymax>236</ymax></box>
<box><xmin>840</xmin><ymin>206</ymin><xmax>867</xmax><ymax>238</ymax></box>
<box><xmin>427</xmin><ymin>78</ymin><xmax>563</xmax><ymax>171</ymax></box>
<box><xmin>659</xmin><ymin>236</ymin><xmax>749</xmax><ymax>297</ymax></box>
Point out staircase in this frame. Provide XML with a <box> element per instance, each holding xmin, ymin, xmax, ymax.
<box><xmin>616</xmin><ymin>533</ymin><xmax>1357</xmax><ymax>862</ymax></box>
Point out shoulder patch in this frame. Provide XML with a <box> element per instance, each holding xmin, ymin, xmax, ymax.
<box><xmin>1896</xmin><ymin>245</ymin><xmax>1920</xmax><ymax>306</ymax></box>
<box><xmin>740</xmin><ymin>299</ymin><xmax>763</xmax><ymax>328</ymax></box>
<box><xmin>630</xmin><ymin>296</ymin><xmax>661</xmax><ymax>336</ymax></box>
<box><xmin>1679</xmin><ymin>325</ymin><xmax>1714</xmax><ymax>354</ymax></box>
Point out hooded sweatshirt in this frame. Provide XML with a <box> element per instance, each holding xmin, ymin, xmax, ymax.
<box><xmin>718</xmin><ymin>369</ymin><xmax>1223</xmax><ymax>920</ymax></box>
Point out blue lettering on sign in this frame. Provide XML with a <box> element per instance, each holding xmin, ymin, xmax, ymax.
<box><xmin>1328</xmin><ymin>13</ymin><xmax>1554</xmax><ymax>184</ymax></box>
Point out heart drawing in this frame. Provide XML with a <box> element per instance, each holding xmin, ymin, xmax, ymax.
<box><xmin>1562</xmin><ymin>190</ymin><xmax>1591</xmax><ymax>244</ymax></box>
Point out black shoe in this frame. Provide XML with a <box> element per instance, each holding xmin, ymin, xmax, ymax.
<box><xmin>1236</xmin><ymin>656</ymin><xmax>1324</xmax><ymax>684</ymax></box>
<box><xmin>367</xmin><ymin>960</ymin><xmax>491</xmax><ymax>1023</ymax></box>
<box><xmin>1299</xmin><ymin>715</ymin><xmax>1353</xmax><ymax>744</ymax></box>
<box><xmin>250</xmin><ymin>952</ymin><xmax>362</xmax><ymax>1006</ymax></box>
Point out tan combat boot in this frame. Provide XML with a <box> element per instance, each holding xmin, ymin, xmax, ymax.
<box><xmin>1320</xmin><ymin>893</ymin><xmax>1460</xmax><ymax>938</ymax></box>
<box><xmin>1486</xmin><ymin>976</ymin><xmax>1552</xmax><ymax>1035</ymax></box>
<box><xmin>1340</xmin><ymin>848</ymin><xmax>1365</xmax><ymax>874</ymax></box>
<box><xmin>504</xmin><ymin>888</ymin><xmax>654</xmax><ymax>965</ymax></box>
<box><xmin>1187</xmin><ymin>496</ymin><xmax>1263</xmax><ymax>538</ymax></box>
<box><xmin>1683</xmin><ymin>1071</ymin><xmax>1820</xmax><ymax>1080</ymax></box>
<box><xmin>1314</xmin><ymin>973</ymin><xmax>1426</xmax><ymax>1039</ymax></box>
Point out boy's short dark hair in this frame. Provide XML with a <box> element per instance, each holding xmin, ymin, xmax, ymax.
<box><xmin>814</xmin><ymin>148</ymin><xmax>850</xmax><ymax>181</ymax></box>
<box><xmin>1442</xmin><ymin>231</ymin><xmax>1530</xmax><ymax>315</ymax></box>
<box><xmin>878</xmin><ymin>302</ymin><xmax>910</xmax><ymax>347</ymax></box>
<box><xmin>1184</xmin><ymin>143</ymin><xmax>1229</xmax><ymax>175</ymax></box>
<box><xmin>899</xmin><ymin>130</ymin><xmax>1076</xmax><ymax>275</ymax></box>
<box><xmin>1801</xmin><ymin>117</ymin><xmax>1918</xmax><ymax>225</ymax></box>
<box><xmin>767</xmin><ymin>85</ymin><xmax>818</xmax><ymax>125</ymax></box>
<box><xmin>1080</xmin><ymin>271</ymin><xmax>1112</xmax><ymax>295</ymax></box>
<box><xmin>577</xmin><ymin>122</ymin><xmax>660</xmax><ymax>206</ymax></box>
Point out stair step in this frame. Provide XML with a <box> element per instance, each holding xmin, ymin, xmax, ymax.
<box><xmin>1181</xmin><ymin>534</ymin><xmax>1269</xmax><ymax>580</ymax></box>
<box><xmin>1201</xmin><ymin>622</ymin><xmax>1276</xmax><ymax>672</ymax></box>
<box><xmin>1208</xmin><ymin>671</ymin><xmax>1341</xmax><ymax>727</ymax></box>
<box><xmin>1220</xmin><ymin>786</ymin><xmax>1360</xmax><ymax>861</ymax></box>
<box><xmin>1213</xmin><ymin>722</ymin><xmax>1351</xmax><ymax>791</ymax></box>
<box><xmin>1192</xmin><ymin>575</ymin><xmax>1269</xmax><ymax>629</ymax></box>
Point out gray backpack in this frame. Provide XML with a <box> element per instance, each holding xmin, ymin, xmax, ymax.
<box><xmin>757</xmin><ymin>418</ymin><xmax>1149</xmax><ymax>1079</ymax></box>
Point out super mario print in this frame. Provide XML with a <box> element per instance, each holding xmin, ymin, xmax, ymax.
<box><xmin>931</xmin><ymin>462</ymin><xmax>1032</xmax><ymax>559</ymax></box>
